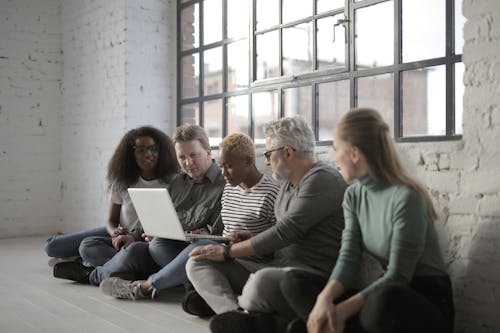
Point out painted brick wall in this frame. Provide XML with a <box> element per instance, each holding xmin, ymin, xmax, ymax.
<box><xmin>0</xmin><ymin>0</ymin><xmax>63</xmax><ymax>237</ymax></box>
<box><xmin>60</xmin><ymin>0</ymin><xmax>175</xmax><ymax>233</ymax></box>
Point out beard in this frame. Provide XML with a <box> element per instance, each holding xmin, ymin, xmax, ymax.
<box><xmin>272</xmin><ymin>158</ymin><xmax>292</xmax><ymax>182</ymax></box>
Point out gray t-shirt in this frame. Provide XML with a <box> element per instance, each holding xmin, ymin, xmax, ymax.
<box><xmin>251</xmin><ymin>161</ymin><xmax>347</xmax><ymax>278</ymax></box>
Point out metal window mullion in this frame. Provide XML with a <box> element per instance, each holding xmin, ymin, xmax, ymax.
<box><xmin>199</xmin><ymin>0</ymin><xmax>205</xmax><ymax>126</ymax></box>
<box><xmin>177</xmin><ymin>1</ymin><xmax>182</xmax><ymax>126</ymax></box>
<box><xmin>222</xmin><ymin>0</ymin><xmax>228</xmax><ymax>136</ymax></box>
<box><xmin>349</xmin><ymin>1</ymin><xmax>355</xmax><ymax>108</ymax></box>
<box><xmin>279</xmin><ymin>0</ymin><xmax>283</xmax><ymax>77</ymax></box>
<box><xmin>250</xmin><ymin>0</ymin><xmax>257</xmax><ymax>139</ymax></box>
<box><xmin>394</xmin><ymin>0</ymin><xmax>402</xmax><ymax>139</ymax></box>
<box><xmin>446</xmin><ymin>0</ymin><xmax>455</xmax><ymax>135</ymax></box>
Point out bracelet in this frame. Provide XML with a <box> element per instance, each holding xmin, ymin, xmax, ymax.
<box><xmin>223</xmin><ymin>244</ymin><xmax>233</xmax><ymax>261</ymax></box>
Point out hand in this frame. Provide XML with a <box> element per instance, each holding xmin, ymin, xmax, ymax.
<box><xmin>189</xmin><ymin>244</ymin><xmax>225</xmax><ymax>261</ymax></box>
<box><xmin>112</xmin><ymin>234</ymin><xmax>134</xmax><ymax>250</ymax></box>
<box><xmin>112</xmin><ymin>226</ymin><xmax>128</xmax><ymax>236</ymax></box>
<box><xmin>230</xmin><ymin>230</ymin><xmax>252</xmax><ymax>243</ymax></box>
<box><xmin>142</xmin><ymin>233</ymin><xmax>154</xmax><ymax>242</ymax></box>
<box><xmin>307</xmin><ymin>297</ymin><xmax>343</xmax><ymax>333</ymax></box>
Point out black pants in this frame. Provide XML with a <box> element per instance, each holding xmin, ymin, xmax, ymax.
<box><xmin>281</xmin><ymin>271</ymin><xmax>454</xmax><ymax>333</ymax></box>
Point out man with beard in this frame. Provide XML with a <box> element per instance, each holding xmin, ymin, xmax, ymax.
<box><xmin>185</xmin><ymin>117</ymin><xmax>347</xmax><ymax>333</ymax></box>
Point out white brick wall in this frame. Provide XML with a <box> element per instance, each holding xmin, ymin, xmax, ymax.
<box><xmin>0</xmin><ymin>0</ymin><xmax>63</xmax><ymax>237</ymax></box>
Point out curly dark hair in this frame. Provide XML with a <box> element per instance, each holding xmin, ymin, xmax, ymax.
<box><xmin>107</xmin><ymin>126</ymin><xmax>179</xmax><ymax>192</ymax></box>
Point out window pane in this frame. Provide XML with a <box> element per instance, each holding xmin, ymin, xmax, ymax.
<box><xmin>204</xmin><ymin>99</ymin><xmax>223</xmax><ymax>146</ymax></box>
<box><xmin>256</xmin><ymin>31</ymin><xmax>280</xmax><ymax>80</ymax></box>
<box><xmin>180</xmin><ymin>103</ymin><xmax>199</xmax><ymax>125</ymax></box>
<box><xmin>283</xmin><ymin>0</ymin><xmax>312</xmax><ymax>23</ymax></box>
<box><xmin>204</xmin><ymin>47</ymin><xmax>223</xmax><ymax>95</ymax></box>
<box><xmin>317</xmin><ymin>0</ymin><xmax>344</xmax><ymax>14</ymax></box>
<box><xmin>318</xmin><ymin>80</ymin><xmax>350</xmax><ymax>141</ymax></box>
<box><xmin>355</xmin><ymin>1</ymin><xmax>394</xmax><ymax>69</ymax></box>
<box><xmin>181</xmin><ymin>4</ymin><xmax>199</xmax><ymax>51</ymax></box>
<box><xmin>283</xmin><ymin>22</ymin><xmax>313</xmax><ymax>75</ymax></box>
<box><xmin>181</xmin><ymin>53</ymin><xmax>199</xmax><ymax>99</ymax></box>
<box><xmin>228</xmin><ymin>0</ymin><xmax>249</xmax><ymax>39</ymax></box>
<box><xmin>402</xmin><ymin>0</ymin><xmax>445</xmax><ymax>62</ymax></box>
<box><xmin>357</xmin><ymin>74</ymin><xmax>395</xmax><ymax>136</ymax></box>
<box><xmin>402</xmin><ymin>65</ymin><xmax>446</xmax><ymax>136</ymax></box>
<box><xmin>256</xmin><ymin>0</ymin><xmax>279</xmax><ymax>30</ymax></box>
<box><xmin>455</xmin><ymin>62</ymin><xmax>464</xmax><ymax>134</ymax></box>
<box><xmin>203</xmin><ymin>0</ymin><xmax>223</xmax><ymax>45</ymax></box>
<box><xmin>227</xmin><ymin>40</ymin><xmax>249</xmax><ymax>91</ymax></box>
<box><xmin>317</xmin><ymin>14</ymin><xmax>346</xmax><ymax>70</ymax></box>
<box><xmin>455</xmin><ymin>0</ymin><xmax>465</xmax><ymax>54</ymax></box>
<box><xmin>283</xmin><ymin>86</ymin><xmax>312</xmax><ymax>126</ymax></box>
<box><xmin>252</xmin><ymin>91</ymin><xmax>279</xmax><ymax>144</ymax></box>
<box><xmin>228</xmin><ymin>95</ymin><xmax>250</xmax><ymax>135</ymax></box>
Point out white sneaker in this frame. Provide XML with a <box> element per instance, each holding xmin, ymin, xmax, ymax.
<box><xmin>47</xmin><ymin>256</ymin><xmax>81</xmax><ymax>267</ymax></box>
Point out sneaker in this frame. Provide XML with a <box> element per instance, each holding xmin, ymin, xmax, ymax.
<box><xmin>209</xmin><ymin>310</ymin><xmax>275</xmax><ymax>333</ymax></box>
<box><xmin>53</xmin><ymin>262</ymin><xmax>93</xmax><ymax>284</ymax></box>
<box><xmin>181</xmin><ymin>289</ymin><xmax>215</xmax><ymax>317</ymax></box>
<box><xmin>48</xmin><ymin>256</ymin><xmax>82</xmax><ymax>267</ymax></box>
<box><xmin>100</xmin><ymin>277</ymin><xmax>156</xmax><ymax>301</ymax></box>
<box><xmin>286</xmin><ymin>318</ymin><xmax>307</xmax><ymax>333</ymax></box>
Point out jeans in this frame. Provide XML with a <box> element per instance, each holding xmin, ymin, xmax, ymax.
<box><xmin>44</xmin><ymin>227</ymin><xmax>108</xmax><ymax>260</ymax></box>
<box><xmin>79</xmin><ymin>236</ymin><xmax>122</xmax><ymax>267</ymax></box>
<box><xmin>89</xmin><ymin>241</ymin><xmax>159</xmax><ymax>286</ymax></box>
<box><xmin>148</xmin><ymin>238</ymin><xmax>216</xmax><ymax>290</ymax></box>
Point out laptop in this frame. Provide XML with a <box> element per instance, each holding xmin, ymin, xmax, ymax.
<box><xmin>128</xmin><ymin>188</ymin><xmax>229</xmax><ymax>242</ymax></box>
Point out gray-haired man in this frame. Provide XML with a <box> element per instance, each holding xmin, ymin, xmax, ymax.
<box><xmin>185</xmin><ymin>117</ymin><xmax>347</xmax><ymax>333</ymax></box>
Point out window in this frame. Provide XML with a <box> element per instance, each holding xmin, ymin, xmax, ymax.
<box><xmin>178</xmin><ymin>0</ymin><xmax>464</xmax><ymax>146</ymax></box>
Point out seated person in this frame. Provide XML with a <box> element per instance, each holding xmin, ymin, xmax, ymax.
<box><xmin>47</xmin><ymin>126</ymin><xmax>178</xmax><ymax>273</ymax></box>
<box><xmin>99</xmin><ymin>132</ymin><xmax>280</xmax><ymax>301</ymax></box>
<box><xmin>51</xmin><ymin>125</ymin><xmax>225</xmax><ymax>286</ymax></box>
<box><xmin>306</xmin><ymin>108</ymin><xmax>454</xmax><ymax>333</ymax></box>
<box><xmin>186</xmin><ymin>116</ymin><xmax>347</xmax><ymax>333</ymax></box>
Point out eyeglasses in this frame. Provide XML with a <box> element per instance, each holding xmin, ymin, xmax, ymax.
<box><xmin>263</xmin><ymin>146</ymin><xmax>286</xmax><ymax>161</ymax></box>
<box><xmin>133</xmin><ymin>144</ymin><xmax>159</xmax><ymax>155</ymax></box>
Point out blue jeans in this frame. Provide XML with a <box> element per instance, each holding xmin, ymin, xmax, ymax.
<box><xmin>148</xmin><ymin>238</ymin><xmax>216</xmax><ymax>290</ymax></box>
<box><xmin>44</xmin><ymin>226</ymin><xmax>108</xmax><ymax>259</ymax></box>
<box><xmin>89</xmin><ymin>241</ymin><xmax>160</xmax><ymax>286</ymax></box>
<box><xmin>79</xmin><ymin>236</ymin><xmax>122</xmax><ymax>267</ymax></box>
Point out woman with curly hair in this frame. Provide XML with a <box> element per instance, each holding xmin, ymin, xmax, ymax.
<box><xmin>45</xmin><ymin>126</ymin><xmax>178</xmax><ymax>274</ymax></box>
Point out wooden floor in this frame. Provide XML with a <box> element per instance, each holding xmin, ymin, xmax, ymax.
<box><xmin>0</xmin><ymin>236</ymin><xmax>210</xmax><ymax>333</ymax></box>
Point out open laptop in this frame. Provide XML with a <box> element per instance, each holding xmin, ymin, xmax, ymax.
<box><xmin>128</xmin><ymin>188</ymin><xmax>229</xmax><ymax>242</ymax></box>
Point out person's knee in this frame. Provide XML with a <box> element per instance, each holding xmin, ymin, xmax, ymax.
<box><xmin>185</xmin><ymin>257</ymin><xmax>202</xmax><ymax>282</ymax></box>
<box><xmin>239</xmin><ymin>269</ymin><xmax>280</xmax><ymax>311</ymax></box>
<box><xmin>44</xmin><ymin>236</ymin><xmax>58</xmax><ymax>257</ymax></box>
<box><xmin>360</xmin><ymin>284</ymin><xmax>407</xmax><ymax>333</ymax></box>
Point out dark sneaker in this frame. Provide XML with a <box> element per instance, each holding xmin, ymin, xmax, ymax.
<box><xmin>209</xmin><ymin>310</ymin><xmax>275</xmax><ymax>333</ymax></box>
<box><xmin>286</xmin><ymin>318</ymin><xmax>307</xmax><ymax>333</ymax></box>
<box><xmin>53</xmin><ymin>262</ymin><xmax>93</xmax><ymax>284</ymax></box>
<box><xmin>181</xmin><ymin>289</ymin><xmax>215</xmax><ymax>317</ymax></box>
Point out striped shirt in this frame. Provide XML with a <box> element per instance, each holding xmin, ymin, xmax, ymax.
<box><xmin>221</xmin><ymin>174</ymin><xmax>280</xmax><ymax>237</ymax></box>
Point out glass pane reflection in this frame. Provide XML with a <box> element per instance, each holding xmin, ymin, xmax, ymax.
<box><xmin>252</xmin><ymin>91</ymin><xmax>279</xmax><ymax>145</ymax></box>
<box><xmin>181</xmin><ymin>4</ymin><xmax>199</xmax><ymax>51</ymax></box>
<box><xmin>181</xmin><ymin>53</ymin><xmax>199</xmax><ymax>99</ymax></box>
<box><xmin>228</xmin><ymin>0</ymin><xmax>249</xmax><ymax>38</ymax></box>
<box><xmin>204</xmin><ymin>47</ymin><xmax>223</xmax><ymax>95</ymax></box>
<box><xmin>402</xmin><ymin>65</ymin><xmax>446</xmax><ymax>136</ymax></box>
<box><xmin>203</xmin><ymin>0</ymin><xmax>223</xmax><ymax>45</ymax></box>
<box><xmin>357</xmin><ymin>74</ymin><xmax>395</xmax><ymax>136</ymax></box>
<box><xmin>256</xmin><ymin>31</ymin><xmax>280</xmax><ymax>80</ymax></box>
<box><xmin>318</xmin><ymin>80</ymin><xmax>350</xmax><ymax>141</ymax></box>
<box><xmin>317</xmin><ymin>0</ymin><xmax>344</xmax><ymax>13</ymax></box>
<box><xmin>227</xmin><ymin>40</ymin><xmax>249</xmax><ymax>91</ymax></box>
<box><xmin>283</xmin><ymin>22</ymin><xmax>313</xmax><ymax>75</ymax></box>
<box><xmin>228</xmin><ymin>95</ymin><xmax>250</xmax><ymax>135</ymax></box>
<box><xmin>403</xmin><ymin>0</ymin><xmax>445</xmax><ymax>62</ymax></box>
<box><xmin>180</xmin><ymin>103</ymin><xmax>199</xmax><ymax>126</ymax></box>
<box><xmin>317</xmin><ymin>14</ymin><xmax>346</xmax><ymax>70</ymax></box>
<box><xmin>283</xmin><ymin>0</ymin><xmax>312</xmax><ymax>23</ymax></box>
<box><xmin>283</xmin><ymin>86</ymin><xmax>312</xmax><ymax>126</ymax></box>
<box><xmin>455</xmin><ymin>62</ymin><xmax>464</xmax><ymax>134</ymax></box>
<box><xmin>256</xmin><ymin>0</ymin><xmax>279</xmax><ymax>30</ymax></box>
<box><xmin>455</xmin><ymin>0</ymin><xmax>465</xmax><ymax>54</ymax></box>
<box><xmin>355</xmin><ymin>1</ymin><xmax>394</xmax><ymax>69</ymax></box>
<box><xmin>204</xmin><ymin>99</ymin><xmax>223</xmax><ymax>146</ymax></box>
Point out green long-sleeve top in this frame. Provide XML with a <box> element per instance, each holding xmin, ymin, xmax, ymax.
<box><xmin>329</xmin><ymin>175</ymin><xmax>447</xmax><ymax>298</ymax></box>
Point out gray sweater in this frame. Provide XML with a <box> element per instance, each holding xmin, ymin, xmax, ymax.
<box><xmin>251</xmin><ymin>161</ymin><xmax>346</xmax><ymax>278</ymax></box>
